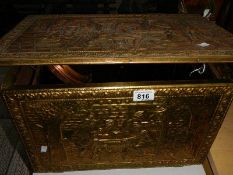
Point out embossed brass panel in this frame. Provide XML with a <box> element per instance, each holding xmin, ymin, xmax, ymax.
<box><xmin>2</xmin><ymin>82</ymin><xmax>233</xmax><ymax>172</ymax></box>
<box><xmin>1</xmin><ymin>14</ymin><xmax>233</xmax><ymax>65</ymax></box>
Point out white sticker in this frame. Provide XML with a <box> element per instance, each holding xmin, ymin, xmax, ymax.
<box><xmin>133</xmin><ymin>90</ymin><xmax>155</xmax><ymax>102</ymax></box>
<box><xmin>197</xmin><ymin>42</ymin><xmax>210</xmax><ymax>47</ymax></box>
<box><xmin>40</xmin><ymin>146</ymin><xmax>47</xmax><ymax>153</ymax></box>
<box><xmin>203</xmin><ymin>9</ymin><xmax>210</xmax><ymax>17</ymax></box>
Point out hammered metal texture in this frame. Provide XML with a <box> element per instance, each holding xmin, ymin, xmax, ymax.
<box><xmin>2</xmin><ymin>83</ymin><xmax>233</xmax><ymax>172</ymax></box>
<box><xmin>0</xmin><ymin>14</ymin><xmax>233</xmax><ymax>65</ymax></box>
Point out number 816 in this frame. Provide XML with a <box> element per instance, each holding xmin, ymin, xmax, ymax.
<box><xmin>137</xmin><ymin>93</ymin><xmax>149</xmax><ymax>100</ymax></box>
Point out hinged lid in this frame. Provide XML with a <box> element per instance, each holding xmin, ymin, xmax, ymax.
<box><xmin>0</xmin><ymin>14</ymin><xmax>233</xmax><ymax>65</ymax></box>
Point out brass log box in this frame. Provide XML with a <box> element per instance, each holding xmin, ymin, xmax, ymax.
<box><xmin>1</xmin><ymin>14</ymin><xmax>233</xmax><ymax>172</ymax></box>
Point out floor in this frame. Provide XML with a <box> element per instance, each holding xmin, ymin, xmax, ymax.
<box><xmin>210</xmin><ymin>101</ymin><xmax>233</xmax><ymax>175</ymax></box>
<box><xmin>33</xmin><ymin>166</ymin><xmax>206</xmax><ymax>175</ymax></box>
<box><xmin>0</xmin><ymin>117</ymin><xmax>31</xmax><ymax>175</ymax></box>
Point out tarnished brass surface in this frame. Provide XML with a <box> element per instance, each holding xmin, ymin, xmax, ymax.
<box><xmin>2</xmin><ymin>83</ymin><xmax>233</xmax><ymax>172</ymax></box>
<box><xmin>0</xmin><ymin>14</ymin><xmax>233</xmax><ymax>65</ymax></box>
<box><xmin>1</xmin><ymin>13</ymin><xmax>233</xmax><ymax>173</ymax></box>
